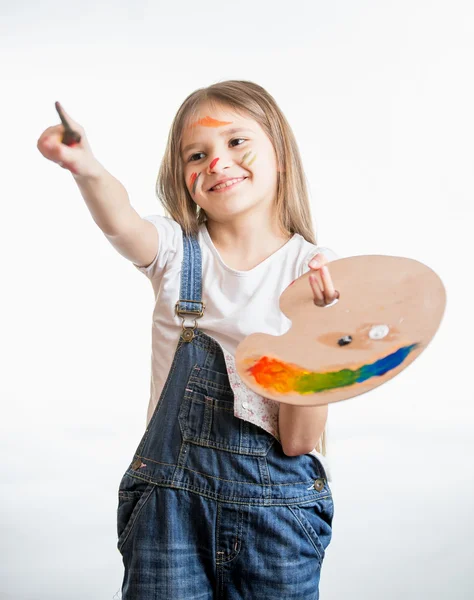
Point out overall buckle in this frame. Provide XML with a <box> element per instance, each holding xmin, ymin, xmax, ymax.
<box><xmin>175</xmin><ymin>300</ymin><xmax>205</xmax><ymax>342</ymax></box>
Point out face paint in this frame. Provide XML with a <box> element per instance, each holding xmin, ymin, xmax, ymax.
<box><xmin>190</xmin><ymin>116</ymin><xmax>233</xmax><ymax>128</ymax></box>
<box><xmin>241</xmin><ymin>151</ymin><xmax>252</xmax><ymax>164</ymax></box>
<box><xmin>248</xmin><ymin>343</ymin><xmax>420</xmax><ymax>395</ymax></box>
<box><xmin>241</xmin><ymin>151</ymin><xmax>257</xmax><ymax>166</ymax></box>
<box><xmin>190</xmin><ymin>172</ymin><xmax>201</xmax><ymax>195</ymax></box>
<box><xmin>209</xmin><ymin>157</ymin><xmax>219</xmax><ymax>170</ymax></box>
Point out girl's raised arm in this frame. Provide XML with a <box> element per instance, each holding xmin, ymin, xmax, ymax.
<box><xmin>37</xmin><ymin>102</ymin><xmax>159</xmax><ymax>268</ymax></box>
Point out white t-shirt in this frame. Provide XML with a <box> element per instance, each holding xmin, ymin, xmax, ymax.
<box><xmin>133</xmin><ymin>215</ymin><xmax>338</xmax><ymax>478</ymax></box>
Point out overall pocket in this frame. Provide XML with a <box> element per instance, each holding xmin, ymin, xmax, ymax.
<box><xmin>178</xmin><ymin>365</ymin><xmax>275</xmax><ymax>456</ymax></box>
<box><xmin>117</xmin><ymin>475</ymin><xmax>155</xmax><ymax>551</ymax></box>
<box><xmin>287</xmin><ymin>495</ymin><xmax>334</xmax><ymax>563</ymax></box>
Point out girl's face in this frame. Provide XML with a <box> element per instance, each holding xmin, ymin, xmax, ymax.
<box><xmin>180</xmin><ymin>102</ymin><xmax>279</xmax><ymax>223</ymax></box>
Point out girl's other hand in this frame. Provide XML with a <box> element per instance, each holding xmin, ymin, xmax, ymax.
<box><xmin>36</xmin><ymin>103</ymin><xmax>102</xmax><ymax>178</ymax></box>
<box><xmin>308</xmin><ymin>253</ymin><xmax>340</xmax><ymax>307</ymax></box>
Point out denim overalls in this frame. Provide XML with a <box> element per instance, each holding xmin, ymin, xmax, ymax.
<box><xmin>117</xmin><ymin>233</ymin><xmax>334</xmax><ymax>599</ymax></box>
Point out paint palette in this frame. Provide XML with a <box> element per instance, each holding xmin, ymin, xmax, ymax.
<box><xmin>235</xmin><ymin>255</ymin><xmax>446</xmax><ymax>406</ymax></box>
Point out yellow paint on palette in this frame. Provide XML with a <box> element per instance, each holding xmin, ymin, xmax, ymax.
<box><xmin>191</xmin><ymin>116</ymin><xmax>233</xmax><ymax>128</ymax></box>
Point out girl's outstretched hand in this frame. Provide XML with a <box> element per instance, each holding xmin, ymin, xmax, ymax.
<box><xmin>308</xmin><ymin>253</ymin><xmax>340</xmax><ymax>307</ymax></box>
<box><xmin>36</xmin><ymin>103</ymin><xmax>102</xmax><ymax>178</ymax></box>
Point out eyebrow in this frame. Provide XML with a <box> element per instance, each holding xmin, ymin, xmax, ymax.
<box><xmin>181</xmin><ymin>128</ymin><xmax>255</xmax><ymax>156</ymax></box>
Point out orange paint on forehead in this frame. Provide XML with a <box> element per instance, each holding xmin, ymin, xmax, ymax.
<box><xmin>190</xmin><ymin>116</ymin><xmax>233</xmax><ymax>128</ymax></box>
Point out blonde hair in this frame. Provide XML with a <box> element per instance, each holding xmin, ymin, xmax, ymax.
<box><xmin>156</xmin><ymin>80</ymin><xmax>327</xmax><ymax>457</ymax></box>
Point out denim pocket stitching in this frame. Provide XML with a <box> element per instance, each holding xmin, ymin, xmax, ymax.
<box><xmin>117</xmin><ymin>483</ymin><xmax>155</xmax><ymax>552</ymax></box>
<box><xmin>188</xmin><ymin>376</ymin><xmax>234</xmax><ymax>395</ymax></box>
<box><xmin>287</xmin><ymin>505</ymin><xmax>326</xmax><ymax>563</ymax></box>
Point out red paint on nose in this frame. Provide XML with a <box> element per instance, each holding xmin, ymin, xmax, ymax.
<box><xmin>209</xmin><ymin>157</ymin><xmax>219</xmax><ymax>170</ymax></box>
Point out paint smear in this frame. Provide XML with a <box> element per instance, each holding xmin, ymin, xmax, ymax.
<box><xmin>209</xmin><ymin>157</ymin><xmax>219</xmax><ymax>170</ymax></box>
<box><xmin>191</xmin><ymin>116</ymin><xmax>233</xmax><ymax>128</ymax></box>
<box><xmin>241</xmin><ymin>151</ymin><xmax>257</xmax><ymax>166</ymax></box>
<box><xmin>241</xmin><ymin>151</ymin><xmax>252</xmax><ymax>164</ymax></box>
<box><xmin>191</xmin><ymin>172</ymin><xmax>201</xmax><ymax>195</ymax></box>
<box><xmin>247</xmin><ymin>343</ymin><xmax>420</xmax><ymax>395</ymax></box>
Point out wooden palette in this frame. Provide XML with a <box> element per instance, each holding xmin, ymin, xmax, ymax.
<box><xmin>235</xmin><ymin>255</ymin><xmax>446</xmax><ymax>406</ymax></box>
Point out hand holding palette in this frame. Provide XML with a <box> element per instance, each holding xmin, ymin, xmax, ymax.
<box><xmin>235</xmin><ymin>255</ymin><xmax>446</xmax><ymax>406</ymax></box>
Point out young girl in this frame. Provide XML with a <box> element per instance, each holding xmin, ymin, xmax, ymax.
<box><xmin>38</xmin><ymin>80</ymin><xmax>339</xmax><ymax>599</ymax></box>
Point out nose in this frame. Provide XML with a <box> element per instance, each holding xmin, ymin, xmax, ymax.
<box><xmin>206</xmin><ymin>154</ymin><xmax>231</xmax><ymax>175</ymax></box>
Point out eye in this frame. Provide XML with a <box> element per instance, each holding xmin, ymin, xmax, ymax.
<box><xmin>188</xmin><ymin>152</ymin><xmax>205</xmax><ymax>162</ymax></box>
<box><xmin>230</xmin><ymin>138</ymin><xmax>246</xmax><ymax>147</ymax></box>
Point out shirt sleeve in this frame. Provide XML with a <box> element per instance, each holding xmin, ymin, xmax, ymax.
<box><xmin>132</xmin><ymin>215</ymin><xmax>183</xmax><ymax>280</ymax></box>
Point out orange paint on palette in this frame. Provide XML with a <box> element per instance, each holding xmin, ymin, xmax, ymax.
<box><xmin>191</xmin><ymin>116</ymin><xmax>233</xmax><ymax>128</ymax></box>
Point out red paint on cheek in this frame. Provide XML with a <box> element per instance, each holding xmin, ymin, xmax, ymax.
<box><xmin>209</xmin><ymin>157</ymin><xmax>219</xmax><ymax>170</ymax></box>
<box><xmin>190</xmin><ymin>172</ymin><xmax>198</xmax><ymax>187</ymax></box>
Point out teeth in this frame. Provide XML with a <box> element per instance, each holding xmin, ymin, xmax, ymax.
<box><xmin>211</xmin><ymin>178</ymin><xmax>244</xmax><ymax>191</ymax></box>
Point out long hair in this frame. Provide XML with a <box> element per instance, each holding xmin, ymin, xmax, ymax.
<box><xmin>156</xmin><ymin>80</ymin><xmax>327</xmax><ymax>456</ymax></box>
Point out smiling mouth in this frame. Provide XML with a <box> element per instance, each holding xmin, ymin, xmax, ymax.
<box><xmin>209</xmin><ymin>177</ymin><xmax>247</xmax><ymax>192</ymax></box>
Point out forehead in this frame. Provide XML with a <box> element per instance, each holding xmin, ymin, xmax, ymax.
<box><xmin>180</xmin><ymin>102</ymin><xmax>259</xmax><ymax>149</ymax></box>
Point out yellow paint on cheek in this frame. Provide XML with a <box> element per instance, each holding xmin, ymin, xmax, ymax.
<box><xmin>241</xmin><ymin>151</ymin><xmax>251</xmax><ymax>164</ymax></box>
<box><xmin>241</xmin><ymin>151</ymin><xmax>257</xmax><ymax>166</ymax></box>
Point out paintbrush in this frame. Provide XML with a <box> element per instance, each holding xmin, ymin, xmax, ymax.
<box><xmin>54</xmin><ymin>101</ymin><xmax>82</xmax><ymax>146</ymax></box>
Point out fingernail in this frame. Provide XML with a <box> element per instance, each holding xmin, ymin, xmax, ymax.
<box><xmin>309</xmin><ymin>258</ymin><xmax>319</xmax><ymax>268</ymax></box>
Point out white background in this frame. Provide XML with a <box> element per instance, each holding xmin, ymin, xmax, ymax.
<box><xmin>1</xmin><ymin>1</ymin><xmax>472</xmax><ymax>598</ymax></box>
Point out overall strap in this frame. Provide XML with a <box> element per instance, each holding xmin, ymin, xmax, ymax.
<box><xmin>175</xmin><ymin>233</ymin><xmax>205</xmax><ymax>342</ymax></box>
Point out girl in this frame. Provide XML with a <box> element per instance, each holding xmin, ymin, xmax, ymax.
<box><xmin>37</xmin><ymin>80</ymin><xmax>339</xmax><ymax>599</ymax></box>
